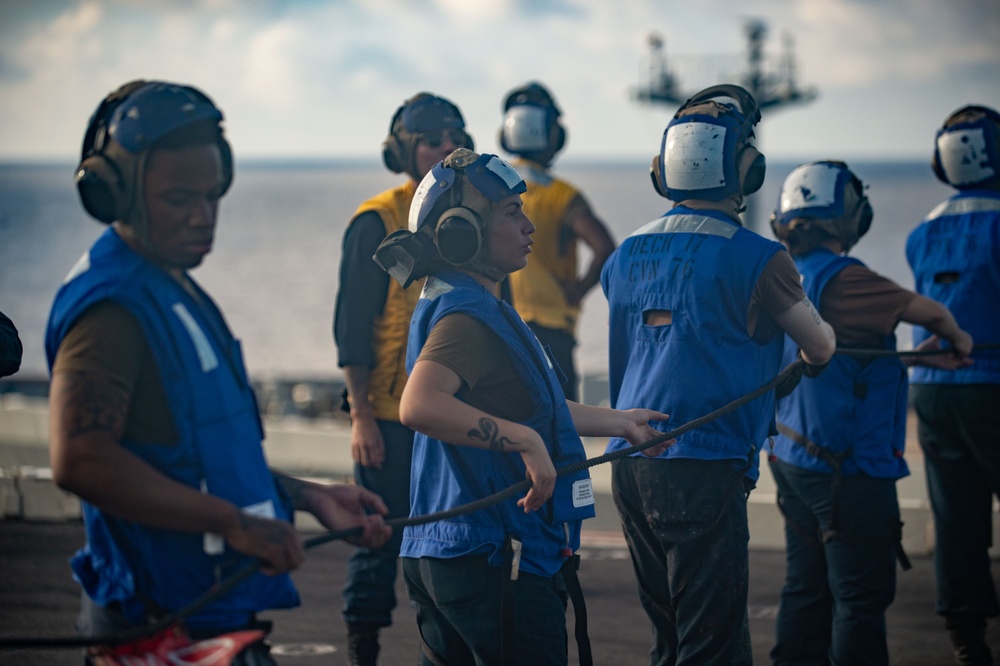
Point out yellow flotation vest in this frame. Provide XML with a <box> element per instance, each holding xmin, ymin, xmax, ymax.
<box><xmin>508</xmin><ymin>160</ymin><xmax>581</xmax><ymax>334</ymax></box>
<box><xmin>348</xmin><ymin>181</ymin><xmax>423</xmax><ymax>421</ymax></box>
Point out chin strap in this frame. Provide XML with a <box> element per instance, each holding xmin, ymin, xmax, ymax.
<box><xmin>462</xmin><ymin>258</ymin><xmax>506</xmax><ymax>283</ymax></box>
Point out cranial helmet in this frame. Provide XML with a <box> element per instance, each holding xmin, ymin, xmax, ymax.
<box><xmin>770</xmin><ymin>160</ymin><xmax>873</xmax><ymax>254</ymax></box>
<box><xmin>650</xmin><ymin>83</ymin><xmax>766</xmax><ymax>203</ymax></box>
<box><xmin>499</xmin><ymin>81</ymin><xmax>566</xmax><ymax>167</ymax></box>
<box><xmin>373</xmin><ymin>148</ymin><xmax>526</xmax><ymax>287</ymax></box>
<box><xmin>931</xmin><ymin>105</ymin><xmax>1000</xmax><ymax>190</ymax></box>
<box><xmin>75</xmin><ymin>80</ymin><xmax>233</xmax><ymax>235</ymax></box>
<box><xmin>381</xmin><ymin>93</ymin><xmax>473</xmax><ymax>181</ymax></box>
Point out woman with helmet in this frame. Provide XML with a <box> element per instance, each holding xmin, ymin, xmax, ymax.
<box><xmin>375</xmin><ymin>148</ymin><xmax>670</xmax><ymax>666</ymax></box>
<box><xmin>497</xmin><ymin>81</ymin><xmax>616</xmax><ymax>401</ymax></box>
<box><xmin>601</xmin><ymin>84</ymin><xmax>836</xmax><ymax>666</ymax></box>
<box><xmin>48</xmin><ymin>80</ymin><xmax>390</xmax><ymax>665</ymax></box>
<box><xmin>769</xmin><ymin>160</ymin><xmax>973</xmax><ymax>665</ymax></box>
<box><xmin>907</xmin><ymin>105</ymin><xmax>1000</xmax><ymax>666</ymax></box>
<box><xmin>333</xmin><ymin>91</ymin><xmax>472</xmax><ymax>665</ymax></box>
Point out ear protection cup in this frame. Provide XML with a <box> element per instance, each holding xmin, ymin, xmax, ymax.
<box><xmin>649</xmin><ymin>154</ymin><xmax>667</xmax><ymax>198</ymax></box>
<box><xmin>738</xmin><ymin>145</ymin><xmax>766</xmax><ymax>196</ymax></box>
<box><xmin>75</xmin><ymin>154</ymin><xmax>125</xmax><ymax>223</ymax></box>
<box><xmin>434</xmin><ymin>207</ymin><xmax>483</xmax><ymax>265</ymax></box>
<box><xmin>930</xmin><ymin>143</ymin><xmax>948</xmax><ymax>185</ymax></box>
<box><xmin>382</xmin><ymin>129</ymin><xmax>406</xmax><ymax>174</ymax></box>
<box><xmin>75</xmin><ymin>80</ymin><xmax>149</xmax><ymax>224</ymax></box>
<box><xmin>848</xmin><ymin>173</ymin><xmax>874</xmax><ymax>240</ymax></box>
<box><xmin>551</xmin><ymin>122</ymin><xmax>566</xmax><ymax>155</ymax></box>
<box><xmin>217</xmin><ymin>136</ymin><xmax>234</xmax><ymax>195</ymax></box>
<box><xmin>856</xmin><ymin>198</ymin><xmax>874</xmax><ymax>239</ymax></box>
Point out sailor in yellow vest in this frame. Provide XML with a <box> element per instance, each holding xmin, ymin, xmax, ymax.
<box><xmin>332</xmin><ymin>92</ymin><xmax>472</xmax><ymax>666</ymax></box>
<box><xmin>498</xmin><ymin>82</ymin><xmax>615</xmax><ymax>401</ymax></box>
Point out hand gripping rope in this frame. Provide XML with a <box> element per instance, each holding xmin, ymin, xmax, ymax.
<box><xmin>1</xmin><ymin>342</ymin><xmax>997</xmax><ymax>654</ymax></box>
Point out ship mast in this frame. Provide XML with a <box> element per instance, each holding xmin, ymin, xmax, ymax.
<box><xmin>631</xmin><ymin>19</ymin><xmax>818</xmax><ymax>229</ymax></box>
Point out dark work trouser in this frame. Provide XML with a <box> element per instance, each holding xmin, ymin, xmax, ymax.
<box><xmin>769</xmin><ymin>458</ymin><xmax>900</xmax><ymax>666</ymax></box>
<box><xmin>402</xmin><ymin>554</ymin><xmax>569</xmax><ymax>666</ymax></box>
<box><xmin>612</xmin><ymin>456</ymin><xmax>753</xmax><ymax>666</ymax></box>
<box><xmin>911</xmin><ymin>384</ymin><xmax>1000</xmax><ymax>619</ymax></box>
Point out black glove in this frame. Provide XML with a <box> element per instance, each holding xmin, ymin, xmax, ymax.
<box><xmin>801</xmin><ymin>353</ymin><xmax>830</xmax><ymax>378</ymax></box>
<box><xmin>774</xmin><ymin>362</ymin><xmax>805</xmax><ymax>400</ymax></box>
<box><xmin>774</xmin><ymin>352</ymin><xmax>831</xmax><ymax>400</ymax></box>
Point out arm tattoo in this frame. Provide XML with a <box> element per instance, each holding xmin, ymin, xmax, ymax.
<box><xmin>468</xmin><ymin>417</ymin><xmax>517</xmax><ymax>452</ymax></box>
<box><xmin>59</xmin><ymin>373</ymin><xmax>129</xmax><ymax>440</ymax></box>
<box><xmin>804</xmin><ymin>298</ymin><xmax>822</xmax><ymax>325</ymax></box>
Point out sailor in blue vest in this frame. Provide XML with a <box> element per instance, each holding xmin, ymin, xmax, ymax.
<box><xmin>601</xmin><ymin>84</ymin><xmax>837</xmax><ymax>666</ymax></box>
<box><xmin>47</xmin><ymin>80</ymin><xmax>390</xmax><ymax>662</ymax></box>
<box><xmin>373</xmin><ymin>147</ymin><xmax>670</xmax><ymax>665</ymax></box>
<box><xmin>768</xmin><ymin>161</ymin><xmax>973</xmax><ymax>666</ymax></box>
<box><xmin>907</xmin><ymin>105</ymin><xmax>1000</xmax><ymax>666</ymax></box>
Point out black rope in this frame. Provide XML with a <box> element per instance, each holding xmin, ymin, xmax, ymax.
<box><xmin>835</xmin><ymin>341</ymin><xmax>1000</xmax><ymax>358</ymax></box>
<box><xmin>4</xmin><ymin>340</ymin><xmax>998</xmax><ymax>650</ymax></box>
<box><xmin>0</xmin><ymin>359</ymin><xmax>805</xmax><ymax>651</ymax></box>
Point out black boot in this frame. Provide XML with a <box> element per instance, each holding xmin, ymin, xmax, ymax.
<box><xmin>946</xmin><ymin>616</ymin><xmax>994</xmax><ymax>666</ymax></box>
<box><xmin>347</xmin><ymin>623</ymin><xmax>381</xmax><ymax>666</ymax></box>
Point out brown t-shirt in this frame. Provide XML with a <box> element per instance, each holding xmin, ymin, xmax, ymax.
<box><xmin>818</xmin><ymin>264</ymin><xmax>917</xmax><ymax>348</ymax></box>
<box><xmin>417</xmin><ymin>313</ymin><xmax>535</xmax><ymax>422</ymax></box>
<box><xmin>51</xmin><ymin>301</ymin><xmax>179</xmax><ymax>445</ymax></box>
<box><xmin>747</xmin><ymin>250</ymin><xmax>808</xmax><ymax>342</ymax></box>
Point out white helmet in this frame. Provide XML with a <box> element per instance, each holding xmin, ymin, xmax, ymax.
<box><xmin>931</xmin><ymin>105</ymin><xmax>1000</xmax><ymax>189</ymax></box>
<box><xmin>770</xmin><ymin>161</ymin><xmax>873</xmax><ymax>254</ymax></box>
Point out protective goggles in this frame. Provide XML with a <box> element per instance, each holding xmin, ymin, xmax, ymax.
<box><xmin>418</xmin><ymin>128</ymin><xmax>470</xmax><ymax>149</ymax></box>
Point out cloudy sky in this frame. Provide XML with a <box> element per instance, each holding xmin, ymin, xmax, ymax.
<box><xmin>1</xmin><ymin>0</ymin><xmax>998</xmax><ymax>163</ymax></box>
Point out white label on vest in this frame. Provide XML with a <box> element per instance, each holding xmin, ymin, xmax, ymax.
<box><xmin>572</xmin><ymin>478</ymin><xmax>595</xmax><ymax>508</ymax></box>
<box><xmin>63</xmin><ymin>250</ymin><xmax>92</xmax><ymax>284</ymax></box>
<box><xmin>172</xmin><ymin>303</ymin><xmax>219</xmax><ymax>372</ymax></box>
<box><xmin>203</xmin><ymin>499</ymin><xmax>277</xmax><ymax>555</ymax></box>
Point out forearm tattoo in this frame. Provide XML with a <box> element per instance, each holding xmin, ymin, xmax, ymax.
<box><xmin>59</xmin><ymin>373</ymin><xmax>128</xmax><ymax>439</ymax></box>
<box><xmin>468</xmin><ymin>417</ymin><xmax>516</xmax><ymax>452</ymax></box>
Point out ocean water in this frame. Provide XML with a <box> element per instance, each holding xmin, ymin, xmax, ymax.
<box><xmin>0</xmin><ymin>158</ymin><xmax>957</xmax><ymax>382</ymax></box>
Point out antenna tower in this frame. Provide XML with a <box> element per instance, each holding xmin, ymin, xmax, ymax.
<box><xmin>631</xmin><ymin>18</ymin><xmax>817</xmax><ymax>114</ymax></box>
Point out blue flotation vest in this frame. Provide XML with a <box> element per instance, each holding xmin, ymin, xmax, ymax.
<box><xmin>907</xmin><ymin>190</ymin><xmax>1000</xmax><ymax>385</ymax></box>
<box><xmin>772</xmin><ymin>248</ymin><xmax>909</xmax><ymax>480</ymax></box>
<box><xmin>600</xmin><ymin>207</ymin><xmax>785</xmax><ymax>481</ymax></box>
<box><xmin>45</xmin><ymin>227</ymin><xmax>299</xmax><ymax>630</ymax></box>
<box><xmin>402</xmin><ymin>270</ymin><xmax>595</xmax><ymax>578</ymax></box>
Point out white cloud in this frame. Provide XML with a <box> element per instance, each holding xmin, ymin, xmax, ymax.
<box><xmin>0</xmin><ymin>0</ymin><xmax>996</xmax><ymax>160</ymax></box>
<box><xmin>788</xmin><ymin>0</ymin><xmax>1000</xmax><ymax>87</ymax></box>
<box><xmin>240</xmin><ymin>21</ymin><xmax>302</xmax><ymax>108</ymax></box>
